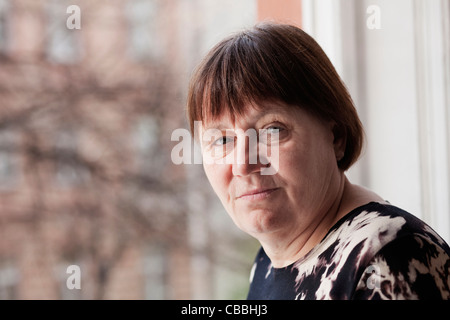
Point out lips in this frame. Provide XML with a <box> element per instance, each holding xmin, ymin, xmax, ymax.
<box><xmin>237</xmin><ymin>187</ymin><xmax>280</xmax><ymax>201</ymax></box>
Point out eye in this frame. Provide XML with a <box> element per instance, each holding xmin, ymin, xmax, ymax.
<box><xmin>266</xmin><ymin>126</ymin><xmax>284</xmax><ymax>134</ymax></box>
<box><xmin>259</xmin><ymin>124</ymin><xmax>286</xmax><ymax>145</ymax></box>
<box><xmin>260</xmin><ymin>124</ymin><xmax>285</xmax><ymax>136</ymax></box>
<box><xmin>212</xmin><ymin>136</ymin><xmax>234</xmax><ymax>146</ymax></box>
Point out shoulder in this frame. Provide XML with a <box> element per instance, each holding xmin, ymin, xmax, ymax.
<box><xmin>331</xmin><ymin>202</ymin><xmax>450</xmax><ymax>299</ymax></box>
<box><xmin>328</xmin><ymin>202</ymin><xmax>450</xmax><ymax>259</ymax></box>
<box><xmin>353</xmin><ymin>233</ymin><xmax>450</xmax><ymax>299</ymax></box>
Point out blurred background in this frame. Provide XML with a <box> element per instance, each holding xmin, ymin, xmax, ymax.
<box><xmin>0</xmin><ymin>0</ymin><xmax>448</xmax><ymax>299</ymax></box>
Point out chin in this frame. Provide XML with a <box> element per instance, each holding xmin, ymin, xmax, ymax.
<box><xmin>238</xmin><ymin>209</ymin><xmax>283</xmax><ymax>236</ymax></box>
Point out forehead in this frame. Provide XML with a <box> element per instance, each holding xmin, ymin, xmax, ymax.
<box><xmin>202</xmin><ymin>102</ymin><xmax>292</xmax><ymax>130</ymax></box>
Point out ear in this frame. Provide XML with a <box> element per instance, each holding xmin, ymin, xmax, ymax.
<box><xmin>331</xmin><ymin>123</ymin><xmax>346</xmax><ymax>162</ymax></box>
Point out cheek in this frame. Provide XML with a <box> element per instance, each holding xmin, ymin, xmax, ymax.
<box><xmin>275</xmin><ymin>141</ymin><xmax>310</xmax><ymax>178</ymax></box>
<box><xmin>276</xmin><ymin>138</ymin><xmax>336</xmax><ymax>188</ymax></box>
<box><xmin>203</xmin><ymin>163</ymin><xmax>232</xmax><ymax>203</ymax></box>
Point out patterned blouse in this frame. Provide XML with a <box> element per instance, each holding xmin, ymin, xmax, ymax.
<box><xmin>247</xmin><ymin>202</ymin><xmax>450</xmax><ymax>300</ymax></box>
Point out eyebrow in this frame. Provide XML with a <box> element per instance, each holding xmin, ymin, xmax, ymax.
<box><xmin>203</xmin><ymin>122</ymin><xmax>231</xmax><ymax>131</ymax></box>
<box><xmin>203</xmin><ymin>105</ymin><xmax>290</xmax><ymax>131</ymax></box>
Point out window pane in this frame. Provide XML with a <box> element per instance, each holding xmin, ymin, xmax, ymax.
<box><xmin>126</xmin><ymin>0</ymin><xmax>164</xmax><ymax>61</ymax></box>
<box><xmin>0</xmin><ymin>0</ymin><xmax>10</xmax><ymax>52</ymax></box>
<box><xmin>46</xmin><ymin>0</ymin><xmax>80</xmax><ymax>63</ymax></box>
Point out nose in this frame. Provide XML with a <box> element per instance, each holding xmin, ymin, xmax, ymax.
<box><xmin>231</xmin><ymin>133</ymin><xmax>269</xmax><ymax>177</ymax></box>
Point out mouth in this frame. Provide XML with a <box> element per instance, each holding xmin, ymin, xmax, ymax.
<box><xmin>237</xmin><ymin>188</ymin><xmax>280</xmax><ymax>201</ymax></box>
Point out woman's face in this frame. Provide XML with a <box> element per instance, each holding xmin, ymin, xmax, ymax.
<box><xmin>200</xmin><ymin>102</ymin><xmax>344</xmax><ymax>239</ymax></box>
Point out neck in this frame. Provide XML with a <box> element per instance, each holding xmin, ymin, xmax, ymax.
<box><xmin>258</xmin><ymin>174</ymin><xmax>349</xmax><ymax>268</ymax></box>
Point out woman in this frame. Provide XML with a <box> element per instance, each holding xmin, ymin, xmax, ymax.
<box><xmin>186</xmin><ymin>23</ymin><xmax>450</xmax><ymax>299</ymax></box>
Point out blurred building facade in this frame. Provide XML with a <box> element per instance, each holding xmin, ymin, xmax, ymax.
<box><xmin>0</xmin><ymin>0</ymin><xmax>189</xmax><ymax>300</ymax></box>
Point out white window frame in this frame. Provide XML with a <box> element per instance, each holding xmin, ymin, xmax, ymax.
<box><xmin>413</xmin><ymin>0</ymin><xmax>450</xmax><ymax>242</ymax></box>
<box><xmin>302</xmin><ymin>0</ymin><xmax>450</xmax><ymax>242</ymax></box>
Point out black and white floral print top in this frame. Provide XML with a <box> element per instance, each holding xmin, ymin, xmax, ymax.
<box><xmin>247</xmin><ymin>202</ymin><xmax>450</xmax><ymax>300</ymax></box>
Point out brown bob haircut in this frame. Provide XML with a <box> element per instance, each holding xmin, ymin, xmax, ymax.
<box><xmin>187</xmin><ymin>22</ymin><xmax>364</xmax><ymax>171</ymax></box>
